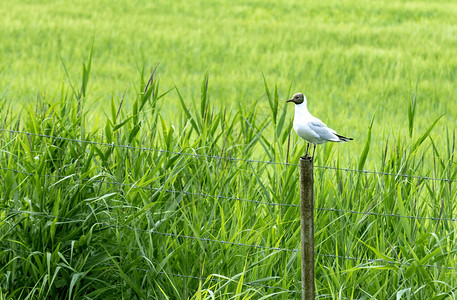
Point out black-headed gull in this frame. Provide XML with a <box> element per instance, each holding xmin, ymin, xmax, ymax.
<box><xmin>287</xmin><ymin>92</ymin><xmax>352</xmax><ymax>158</ymax></box>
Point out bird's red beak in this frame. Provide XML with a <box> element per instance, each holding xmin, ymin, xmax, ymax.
<box><xmin>286</xmin><ymin>99</ymin><xmax>293</xmax><ymax>103</ymax></box>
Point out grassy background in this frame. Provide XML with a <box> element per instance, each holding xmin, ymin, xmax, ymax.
<box><xmin>1</xmin><ymin>0</ymin><xmax>457</xmax><ymax>299</ymax></box>
<box><xmin>2</xmin><ymin>0</ymin><xmax>457</xmax><ymax>156</ymax></box>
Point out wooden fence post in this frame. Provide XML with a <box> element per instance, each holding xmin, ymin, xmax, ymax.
<box><xmin>299</xmin><ymin>156</ymin><xmax>315</xmax><ymax>300</ymax></box>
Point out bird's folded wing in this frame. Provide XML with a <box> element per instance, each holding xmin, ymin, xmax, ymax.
<box><xmin>308</xmin><ymin>121</ymin><xmax>339</xmax><ymax>140</ymax></box>
<box><xmin>310</xmin><ymin>120</ymin><xmax>337</xmax><ymax>133</ymax></box>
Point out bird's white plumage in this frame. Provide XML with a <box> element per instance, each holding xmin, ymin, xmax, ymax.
<box><xmin>291</xmin><ymin>94</ymin><xmax>344</xmax><ymax>145</ymax></box>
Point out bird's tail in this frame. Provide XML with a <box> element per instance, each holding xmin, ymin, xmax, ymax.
<box><xmin>336</xmin><ymin>134</ymin><xmax>353</xmax><ymax>142</ymax></box>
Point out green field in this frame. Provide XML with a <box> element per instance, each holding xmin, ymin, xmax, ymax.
<box><xmin>1</xmin><ymin>0</ymin><xmax>457</xmax><ymax>299</ymax></box>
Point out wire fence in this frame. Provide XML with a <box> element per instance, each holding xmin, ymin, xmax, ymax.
<box><xmin>0</xmin><ymin>242</ymin><xmax>353</xmax><ymax>299</ymax></box>
<box><xmin>2</xmin><ymin>165</ymin><xmax>457</xmax><ymax>223</ymax></box>
<box><xmin>1</xmin><ymin>207</ymin><xmax>455</xmax><ymax>300</ymax></box>
<box><xmin>0</xmin><ymin>245</ymin><xmax>301</xmax><ymax>295</ymax></box>
<box><xmin>3</xmin><ymin>208</ymin><xmax>457</xmax><ymax>272</ymax></box>
<box><xmin>1</xmin><ymin>128</ymin><xmax>456</xmax><ymax>183</ymax></box>
<box><xmin>1</xmin><ymin>129</ymin><xmax>457</xmax><ymax>298</ymax></box>
<box><xmin>0</xmin><ymin>244</ymin><xmax>352</xmax><ymax>299</ymax></box>
<box><xmin>0</xmin><ymin>211</ymin><xmax>453</xmax><ymax>300</ymax></box>
<box><xmin>0</xmin><ymin>244</ymin><xmax>300</xmax><ymax>294</ymax></box>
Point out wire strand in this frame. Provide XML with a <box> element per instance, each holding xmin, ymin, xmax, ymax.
<box><xmin>315</xmin><ymin>207</ymin><xmax>457</xmax><ymax>222</ymax></box>
<box><xmin>0</xmin><ymin>166</ymin><xmax>297</xmax><ymax>208</ymax></box>
<box><xmin>0</xmin><ymin>246</ymin><xmax>353</xmax><ymax>297</ymax></box>
<box><xmin>2</xmin><ymin>166</ymin><xmax>457</xmax><ymax>222</ymax></box>
<box><xmin>3</xmin><ymin>209</ymin><xmax>457</xmax><ymax>271</ymax></box>
<box><xmin>1</xmin><ymin>128</ymin><xmax>456</xmax><ymax>183</ymax></box>
<box><xmin>0</xmin><ymin>246</ymin><xmax>299</xmax><ymax>294</ymax></box>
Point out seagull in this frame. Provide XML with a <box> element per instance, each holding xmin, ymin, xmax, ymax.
<box><xmin>287</xmin><ymin>92</ymin><xmax>352</xmax><ymax>158</ymax></box>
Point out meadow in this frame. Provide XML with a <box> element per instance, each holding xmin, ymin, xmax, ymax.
<box><xmin>1</xmin><ymin>0</ymin><xmax>457</xmax><ymax>299</ymax></box>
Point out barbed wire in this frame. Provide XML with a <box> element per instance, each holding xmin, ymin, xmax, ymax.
<box><xmin>3</xmin><ymin>209</ymin><xmax>457</xmax><ymax>272</ymax></box>
<box><xmin>315</xmin><ymin>207</ymin><xmax>457</xmax><ymax>222</ymax></box>
<box><xmin>0</xmin><ymin>246</ymin><xmax>350</xmax><ymax>298</ymax></box>
<box><xmin>0</xmin><ymin>246</ymin><xmax>348</xmax><ymax>298</ymax></box>
<box><xmin>1</xmin><ymin>128</ymin><xmax>456</xmax><ymax>183</ymax></box>
<box><xmin>0</xmin><ymin>246</ymin><xmax>351</xmax><ymax>298</ymax></box>
<box><xmin>0</xmin><ymin>246</ymin><xmax>299</xmax><ymax>295</ymax></box>
<box><xmin>0</xmin><ymin>166</ymin><xmax>297</xmax><ymax>208</ymax></box>
<box><xmin>2</xmin><ymin>130</ymin><xmax>456</xmax><ymax>298</ymax></box>
<box><xmin>2</xmin><ymin>166</ymin><xmax>457</xmax><ymax>223</ymax></box>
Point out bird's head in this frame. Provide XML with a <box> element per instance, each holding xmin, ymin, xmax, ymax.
<box><xmin>286</xmin><ymin>93</ymin><xmax>306</xmax><ymax>105</ymax></box>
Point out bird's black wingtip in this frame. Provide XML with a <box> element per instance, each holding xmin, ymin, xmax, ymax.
<box><xmin>336</xmin><ymin>134</ymin><xmax>353</xmax><ymax>142</ymax></box>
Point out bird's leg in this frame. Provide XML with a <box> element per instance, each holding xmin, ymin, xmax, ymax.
<box><xmin>312</xmin><ymin>144</ymin><xmax>316</xmax><ymax>159</ymax></box>
<box><xmin>300</xmin><ymin>143</ymin><xmax>310</xmax><ymax>160</ymax></box>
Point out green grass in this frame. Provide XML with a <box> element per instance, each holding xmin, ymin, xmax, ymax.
<box><xmin>1</xmin><ymin>65</ymin><xmax>457</xmax><ymax>299</ymax></box>
<box><xmin>2</xmin><ymin>0</ymin><xmax>457</xmax><ymax>156</ymax></box>
<box><xmin>1</xmin><ymin>0</ymin><xmax>457</xmax><ymax>299</ymax></box>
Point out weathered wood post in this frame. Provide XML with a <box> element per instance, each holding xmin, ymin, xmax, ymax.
<box><xmin>299</xmin><ymin>155</ymin><xmax>315</xmax><ymax>299</ymax></box>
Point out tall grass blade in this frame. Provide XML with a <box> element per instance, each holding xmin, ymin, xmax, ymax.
<box><xmin>81</xmin><ymin>39</ymin><xmax>94</xmax><ymax>99</ymax></box>
<box><xmin>408</xmin><ymin>80</ymin><xmax>418</xmax><ymax>138</ymax></box>
<box><xmin>410</xmin><ymin>114</ymin><xmax>444</xmax><ymax>155</ymax></box>
<box><xmin>358</xmin><ymin>114</ymin><xmax>375</xmax><ymax>170</ymax></box>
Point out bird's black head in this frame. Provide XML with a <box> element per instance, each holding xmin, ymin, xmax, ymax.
<box><xmin>286</xmin><ymin>93</ymin><xmax>305</xmax><ymax>104</ymax></box>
